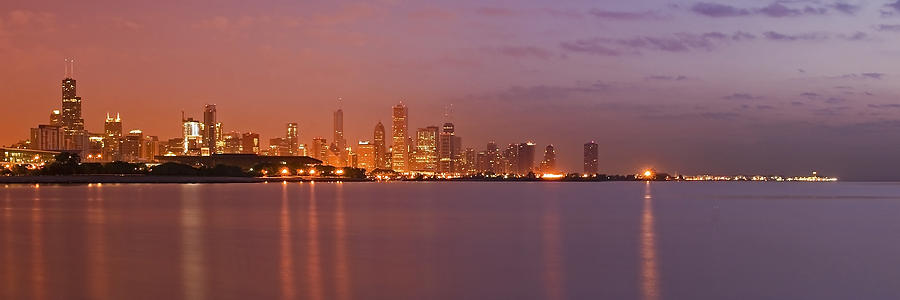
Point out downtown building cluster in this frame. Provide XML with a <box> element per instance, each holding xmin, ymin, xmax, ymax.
<box><xmin>5</xmin><ymin>65</ymin><xmax>607</xmax><ymax>176</ymax></box>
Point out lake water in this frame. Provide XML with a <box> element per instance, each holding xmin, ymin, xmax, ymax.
<box><xmin>2</xmin><ymin>182</ymin><xmax>900</xmax><ymax>300</ymax></box>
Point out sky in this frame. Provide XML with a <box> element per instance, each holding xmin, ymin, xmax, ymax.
<box><xmin>4</xmin><ymin>0</ymin><xmax>900</xmax><ymax>179</ymax></box>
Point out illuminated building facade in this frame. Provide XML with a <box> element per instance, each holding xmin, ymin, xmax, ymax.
<box><xmin>414</xmin><ymin>126</ymin><xmax>439</xmax><ymax>172</ymax></box>
<box><xmin>122</xmin><ymin>130</ymin><xmax>143</xmax><ymax>162</ymax></box>
<box><xmin>60</xmin><ymin>70</ymin><xmax>87</xmax><ymax>151</ymax></box>
<box><xmin>374</xmin><ymin>122</ymin><xmax>387</xmax><ymax>169</ymax></box>
<box><xmin>584</xmin><ymin>141</ymin><xmax>599</xmax><ymax>175</ymax></box>
<box><xmin>203</xmin><ymin>104</ymin><xmax>218</xmax><ymax>154</ymax></box>
<box><xmin>391</xmin><ymin>103</ymin><xmax>409</xmax><ymax>172</ymax></box>
<box><xmin>182</xmin><ymin>117</ymin><xmax>203</xmax><ymax>155</ymax></box>
<box><xmin>240</xmin><ymin>132</ymin><xmax>260</xmax><ymax>155</ymax></box>
<box><xmin>141</xmin><ymin>135</ymin><xmax>160</xmax><ymax>162</ymax></box>
<box><xmin>357</xmin><ymin>140</ymin><xmax>376</xmax><ymax>171</ymax></box>
<box><xmin>540</xmin><ymin>144</ymin><xmax>557</xmax><ymax>173</ymax></box>
<box><xmin>222</xmin><ymin>132</ymin><xmax>242</xmax><ymax>154</ymax></box>
<box><xmin>104</xmin><ymin>113</ymin><xmax>123</xmax><ymax>160</ymax></box>
<box><xmin>29</xmin><ymin>125</ymin><xmax>63</xmax><ymax>151</ymax></box>
<box><xmin>287</xmin><ymin>122</ymin><xmax>299</xmax><ymax>156</ymax></box>
<box><xmin>311</xmin><ymin>137</ymin><xmax>328</xmax><ymax>161</ymax></box>
<box><xmin>438</xmin><ymin>123</ymin><xmax>459</xmax><ymax>173</ymax></box>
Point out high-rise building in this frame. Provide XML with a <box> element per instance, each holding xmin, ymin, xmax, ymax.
<box><xmin>164</xmin><ymin>138</ymin><xmax>184</xmax><ymax>155</ymax></box>
<box><xmin>122</xmin><ymin>130</ymin><xmax>143</xmax><ymax>162</ymax></box>
<box><xmin>29</xmin><ymin>125</ymin><xmax>62</xmax><ymax>151</ymax></box>
<box><xmin>203</xmin><ymin>104</ymin><xmax>217</xmax><ymax>154</ymax></box>
<box><xmin>240</xmin><ymin>132</ymin><xmax>260</xmax><ymax>155</ymax></box>
<box><xmin>438</xmin><ymin>123</ymin><xmax>463</xmax><ymax>173</ymax></box>
<box><xmin>268</xmin><ymin>138</ymin><xmax>290</xmax><ymax>156</ymax></box>
<box><xmin>463</xmin><ymin>148</ymin><xmax>476</xmax><ymax>175</ymax></box>
<box><xmin>501</xmin><ymin>142</ymin><xmax>535</xmax><ymax>175</ymax></box>
<box><xmin>584</xmin><ymin>141</ymin><xmax>599</xmax><ymax>175</ymax></box>
<box><xmin>357</xmin><ymin>140</ymin><xmax>376</xmax><ymax>171</ymax></box>
<box><xmin>518</xmin><ymin>142</ymin><xmax>536</xmax><ymax>175</ymax></box>
<box><xmin>414</xmin><ymin>126</ymin><xmax>439</xmax><ymax>172</ymax></box>
<box><xmin>142</xmin><ymin>135</ymin><xmax>160</xmax><ymax>162</ymax></box>
<box><xmin>222</xmin><ymin>131</ymin><xmax>242</xmax><ymax>154</ymax></box>
<box><xmin>374</xmin><ymin>122</ymin><xmax>387</xmax><ymax>169</ymax></box>
<box><xmin>311</xmin><ymin>137</ymin><xmax>328</xmax><ymax>161</ymax></box>
<box><xmin>391</xmin><ymin>103</ymin><xmax>409</xmax><ymax>172</ymax></box>
<box><xmin>104</xmin><ymin>113</ymin><xmax>123</xmax><ymax>161</ymax></box>
<box><xmin>438</xmin><ymin>123</ymin><xmax>453</xmax><ymax>173</ymax></box>
<box><xmin>297</xmin><ymin>144</ymin><xmax>308</xmax><ymax>156</ymax></box>
<box><xmin>333</xmin><ymin>108</ymin><xmax>346</xmax><ymax>156</ymax></box>
<box><xmin>286</xmin><ymin>123</ymin><xmax>299</xmax><ymax>156</ymax></box>
<box><xmin>60</xmin><ymin>62</ymin><xmax>87</xmax><ymax>151</ymax></box>
<box><xmin>182</xmin><ymin>116</ymin><xmax>204</xmax><ymax>155</ymax></box>
<box><xmin>486</xmin><ymin>142</ymin><xmax>502</xmax><ymax>173</ymax></box>
<box><xmin>540</xmin><ymin>144</ymin><xmax>557</xmax><ymax>173</ymax></box>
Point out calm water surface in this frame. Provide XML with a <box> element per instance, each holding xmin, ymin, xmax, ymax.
<box><xmin>3</xmin><ymin>182</ymin><xmax>900</xmax><ymax>300</ymax></box>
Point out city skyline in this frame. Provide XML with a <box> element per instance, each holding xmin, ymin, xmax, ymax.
<box><xmin>4</xmin><ymin>1</ymin><xmax>900</xmax><ymax>179</ymax></box>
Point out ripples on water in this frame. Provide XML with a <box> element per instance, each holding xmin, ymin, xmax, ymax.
<box><xmin>2</xmin><ymin>182</ymin><xmax>900</xmax><ymax>300</ymax></box>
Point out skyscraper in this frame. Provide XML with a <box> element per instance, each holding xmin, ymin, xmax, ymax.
<box><xmin>540</xmin><ymin>144</ymin><xmax>557</xmax><ymax>173</ymax></box>
<box><xmin>311</xmin><ymin>137</ymin><xmax>328</xmax><ymax>161</ymax></box>
<box><xmin>60</xmin><ymin>60</ymin><xmax>87</xmax><ymax>151</ymax></box>
<box><xmin>240</xmin><ymin>132</ymin><xmax>260</xmax><ymax>155</ymax></box>
<box><xmin>104</xmin><ymin>113</ymin><xmax>123</xmax><ymax>161</ymax></box>
<box><xmin>182</xmin><ymin>116</ymin><xmax>203</xmax><ymax>155</ymax></box>
<box><xmin>438</xmin><ymin>123</ymin><xmax>455</xmax><ymax>173</ymax></box>
<box><xmin>203</xmin><ymin>104</ymin><xmax>217</xmax><ymax>154</ymax></box>
<box><xmin>391</xmin><ymin>103</ymin><xmax>409</xmax><ymax>172</ymax></box>
<box><xmin>122</xmin><ymin>130</ymin><xmax>143</xmax><ymax>162</ymax></box>
<box><xmin>333</xmin><ymin>108</ymin><xmax>346</xmax><ymax>154</ymax></box>
<box><xmin>518</xmin><ymin>142</ymin><xmax>535</xmax><ymax>175</ymax></box>
<box><xmin>357</xmin><ymin>140</ymin><xmax>376</xmax><ymax>171</ymax></box>
<box><xmin>414</xmin><ymin>126</ymin><xmax>439</xmax><ymax>172</ymax></box>
<box><xmin>584</xmin><ymin>141</ymin><xmax>599</xmax><ymax>175</ymax></box>
<box><xmin>374</xmin><ymin>122</ymin><xmax>387</xmax><ymax>169</ymax></box>
<box><xmin>286</xmin><ymin>123</ymin><xmax>299</xmax><ymax>156</ymax></box>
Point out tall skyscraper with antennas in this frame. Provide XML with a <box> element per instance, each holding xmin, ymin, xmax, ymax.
<box><xmin>60</xmin><ymin>58</ymin><xmax>86</xmax><ymax>150</ymax></box>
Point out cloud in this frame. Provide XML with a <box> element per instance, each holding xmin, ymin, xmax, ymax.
<box><xmin>492</xmin><ymin>46</ymin><xmax>555</xmax><ymax>59</ymax></box>
<box><xmin>886</xmin><ymin>1</ymin><xmax>900</xmax><ymax>13</ymax></box>
<box><xmin>690</xmin><ymin>1</ymin><xmax>844</xmax><ymax>18</ymax></box>
<box><xmin>763</xmin><ymin>31</ymin><xmax>829</xmax><ymax>41</ymax></box>
<box><xmin>875</xmin><ymin>24</ymin><xmax>900</xmax><ymax>31</ymax></box>
<box><xmin>588</xmin><ymin>9</ymin><xmax>662</xmax><ymax>20</ymax></box>
<box><xmin>691</xmin><ymin>3</ymin><xmax>751</xmax><ymax>17</ymax></box>
<box><xmin>723</xmin><ymin>93</ymin><xmax>763</xmax><ymax>100</ymax></box>
<box><xmin>868</xmin><ymin>103</ymin><xmax>900</xmax><ymax>109</ymax></box>
<box><xmin>560</xmin><ymin>31</ymin><xmax>754</xmax><ymax>56</ymax></box>
<box><xmin>831</xmin><ymin>2</ymin><xmax>862</xmax><ymax>15</ymax></box>
<box><xmin>836</xmin><ymin>72</ymin><xmax>886</xmax><ymax>79</ymax></box>
<box><xmin>475</xmin><ymin>7</ymin><xmax>519</xmax><ymax>17</ymax></box>
<box><xmin>645</xmin><ymin>75</ymin><xmax>690</xmax><ymax>81</ymax></box>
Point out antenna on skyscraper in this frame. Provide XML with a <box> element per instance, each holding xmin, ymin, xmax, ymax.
<box><xmin>444</xmin><ymin>104</ymin><xmax>455</xmax><ymax>122</ymax></box>
<box><xmin>338</xmin><ymin>97</ymin><xmax>343</xmax><ymax>109</ymax></box>
<box><xmin>71</xmin><ymin>58</ymin><xmax>75</xmax><ymax>78</ymax></box>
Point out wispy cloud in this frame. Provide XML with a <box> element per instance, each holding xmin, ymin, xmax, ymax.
<box><xmin>875</xmin><ymin>24</ymin><xmax>900</xmax><ymax>31</ymax></box>
<box><xmin>646</xmin><ymin>75</ymin><xmax>690</xmax><ymax>81</ymax></box>
<box><xmin>723</xmin><ymin>93</ymin><xmax>763</xmax><ymax>100</ymax></box>
<box><xmin>588</xmin><ymin>9</ymin><xmax>662</xmax><ymax>20</ymax></box>
<box><xmin>560</xmin><ymin>31</ymin><xmax>754</xmax><ymax>56</ymax></box>
<box><xmin>490</xmin><ymin>46</ymin><xmax>555</xmax><ymax>60</ymax></box>
<box><xmin>690</xmin><ymin>1</ymin><xmax>852</xmax><ymax>18</ymax></box>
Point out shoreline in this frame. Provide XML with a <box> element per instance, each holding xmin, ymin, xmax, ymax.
<box><xmin>0</xmin><ymin>175</ymin><xmax>843</xmax><ymax>184</ymax></box>
<box><xmin>0</xmin><ymin>175</ymin><xmax>368</xmax><ymax>184</ymax></box>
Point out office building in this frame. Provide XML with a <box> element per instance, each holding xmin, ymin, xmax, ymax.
<box><xmin>584</xmin><ymin>141</ymin><xmax>599</xmax><ymax>175</ymax></box>
<box><xmin>391</xmin><ymin>103</ymin><xmax>409</xmax><ymax>172</ymax></box>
